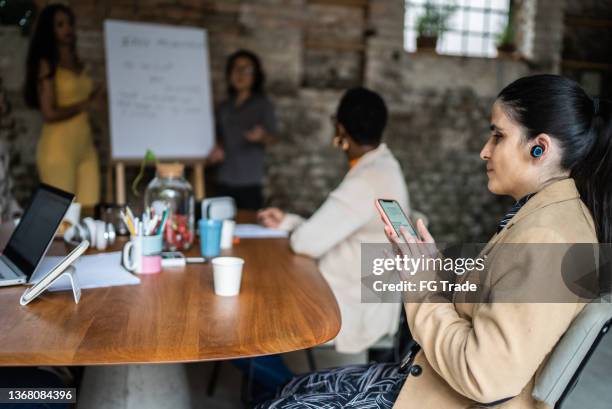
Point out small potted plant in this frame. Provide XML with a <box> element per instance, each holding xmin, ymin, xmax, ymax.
<box><xmin>496</xmin><ymin>16</ymin><xmax>516</xmax><ymax>57</ymax></box>
<box><xmin>415</xmin><ymin>1</ymin><xmax>457</xmax><ymax>52</ymax></box>
<box><xmin>132</xmin><ymin>149</ymin><xmax>158</xmax><ymax>196</ymax></box>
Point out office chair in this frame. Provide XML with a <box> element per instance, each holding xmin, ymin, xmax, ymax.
<box><xmin>533</xmin><ymin>295</ymin><xmax>612</xmax><ymax>408</ymax></box>
<box><xmin>366</xmin><ymin>303</ymin><xmax>413</xmax><ymax>363</ymax></box>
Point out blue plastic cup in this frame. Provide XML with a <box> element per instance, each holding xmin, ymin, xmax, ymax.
<box><xmin>199</xmin><ymin>219</ymin><xmax>223</xmax><ymax>257</ymax></box>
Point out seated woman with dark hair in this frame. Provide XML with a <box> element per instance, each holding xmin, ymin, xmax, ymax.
<box><xmin>227</xmin><ymin>88</ymin><xmax>409</xmax><ymax>400</ymax></box>
<box><xmin>256</xmin><ymin>74</ymin><xmax>612</xmax><ymax>408</ymax></box>
<box><xmin>259</xmin><ymin>87</ymin><xmax>410</xmax><ymax>354</ymax></box>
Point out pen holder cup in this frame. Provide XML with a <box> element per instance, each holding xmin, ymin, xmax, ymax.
<box><xmin>122</xmin><ymin>234</ymin><xmax>163</xmax><ymax>274</ymax></box>
<box><xmin>199</xmin><ymin>219</ymin><xmax>223</xmax><ymax>257</ymax></box>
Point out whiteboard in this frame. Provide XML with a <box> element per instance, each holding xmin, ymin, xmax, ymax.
<box><xmin>104</xmin><ymin>20</ymin><xmax>214</xmax><ymax>160</ymax></box>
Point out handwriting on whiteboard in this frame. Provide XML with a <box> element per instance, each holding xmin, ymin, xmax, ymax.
<box><xmin>105</xmin><ymin>19</ymin><xmax>214</xmax><ymax>159</ymax></box>
<box><xmin>120</xmin><ymin>36</ymin><xmax>203</xmax><ymax>50</ymax></box>
<box><xmin>117</xmin><ymin>60</ymin><xmax>204</xmax><ymax>119</ymax></box>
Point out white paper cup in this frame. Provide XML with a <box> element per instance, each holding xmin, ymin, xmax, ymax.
<box><xmin>220</xmin><ymin>220</ymin><xmax>235</xmax><ymax>250</ymax></box>
<box><xmin>212</xmin><ymin>257</ymin><xmax>244</xmax><ymax>296</ymax></box>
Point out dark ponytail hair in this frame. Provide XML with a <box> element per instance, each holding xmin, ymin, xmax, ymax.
<box><xmin>497</xmin><ymin>74</ymin><xmax>612</xmax><ymax>243</ymax></box>
<box><xmin>24</xmin><ymin>4</ymin><xmax>77</xmax><ymax>109</ymax></box>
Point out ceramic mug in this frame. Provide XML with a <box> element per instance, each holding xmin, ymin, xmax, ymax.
<box><xmin>122</xmin><ymin>234</ymin><xmax>163</xmax><ymax>274</ymax></box>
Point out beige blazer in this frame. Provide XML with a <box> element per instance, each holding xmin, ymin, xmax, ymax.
<box><xmin>395</xmin><ymin>178</ymin><xmax>597</xmax><ymax>409</ymax></box>
<box><xmin>279</xmin><ymin>143</ymin><xmax>409</xmax><ymax>353</ymax></box>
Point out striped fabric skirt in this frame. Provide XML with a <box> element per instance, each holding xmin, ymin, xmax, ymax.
<box><xmin>254</xmin><ymin>363</ymin><xmax>407</xmax><ymax>409</ymax></box>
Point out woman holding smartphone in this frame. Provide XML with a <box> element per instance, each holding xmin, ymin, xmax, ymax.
<box><xmin>24</xmin><ymin>4</ymin><xmax>103</xmax><ymax>208</ymax></box>
<box><xmin>257</xmin><ymin>75</ymin><xmax>612</xmax><ymax>408</ymax></box>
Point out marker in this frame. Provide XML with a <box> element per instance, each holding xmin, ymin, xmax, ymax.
<box><xmin>158</xmin><ymin>208</ymin><xmax>169</xmax><ymax>235</ymax></box>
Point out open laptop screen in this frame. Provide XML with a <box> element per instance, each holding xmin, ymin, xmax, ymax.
<box><xmin>3</xmin><ymin>184</ymin><xmax>74</xmax><ymax>278</ymax></box>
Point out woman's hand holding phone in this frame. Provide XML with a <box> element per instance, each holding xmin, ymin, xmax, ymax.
<box><xmin>384</xmin><ymin>219</ymin><xmax>439</xmax><ymax>297</ymax></box>
<box><xmin>375</xmin><ymin>199</ymin><xmax>420</xmax><ymax>240</ymax></box>
<box><xmin>376</xmin><ymin>199</ymin><xmax>438</xmax><ymax>283</ymax></box>
<box><xmin>384</xmin><ymin>218</ymin><xmax>434</xmax><ymax>248</ymax></box>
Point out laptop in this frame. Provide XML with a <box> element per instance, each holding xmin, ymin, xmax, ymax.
<box><xmin>0</xmin><ymin>184</ymin><xmax>74</xmax><ymax>287</ymax></box>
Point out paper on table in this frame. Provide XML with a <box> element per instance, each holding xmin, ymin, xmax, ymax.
<box><xmin>30</xmin><ymin>252</ymin><xmax>140</xmax><ymax>291</ymax></box>
<box><xmin>234</xmin><ymin>224</ymin><xmax>288</xmax><ymax>239</ymax></box>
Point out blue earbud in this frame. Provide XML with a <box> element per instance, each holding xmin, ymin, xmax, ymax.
<box><xmin>531</xmin><ymin>145</ymin><xmax>544</xmax><ymax>158</ymax></box>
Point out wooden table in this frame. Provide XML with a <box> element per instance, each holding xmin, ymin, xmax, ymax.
<box><xmin>0</xmin><ymin>225</ymin><xmax>341</xmax><ymax>366</ymax></box>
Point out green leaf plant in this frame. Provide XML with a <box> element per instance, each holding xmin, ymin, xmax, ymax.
<box><xmin>495</xmin><ymin>11</ymin><xmax>515</xmax><ymax>48</ymax></box>
<box><xmin>415</xmin><ymin>1</ymin><xmax>458</xmax><ymax>38</ymax></box>
<box><xmin>131</xmin><ymin>149</ymin><xmax>158</xmax><ymax>196</ymax></box>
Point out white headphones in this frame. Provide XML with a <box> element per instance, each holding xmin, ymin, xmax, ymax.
<box><xmin>64</xmin><ymin>217</ymin><xmax>116</xmax><ymax>250</ymax></box>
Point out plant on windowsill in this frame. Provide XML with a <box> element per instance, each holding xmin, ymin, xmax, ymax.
<box><xmin>415</xmin><ymin>1</ymin><xmax>457</xmax><ymax>53</ymax></box>
<box><xmin>496</xmin><ymin>15</ymin><xmax>517</xmax><ymax>57</ymax></box>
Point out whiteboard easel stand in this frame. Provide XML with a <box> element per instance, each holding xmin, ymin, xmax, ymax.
<box><xmin>113</xmin><ymin>160</ymin><xmax>205</xmax><ymax>206</ymax></box>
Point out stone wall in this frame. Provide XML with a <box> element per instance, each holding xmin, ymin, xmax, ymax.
<box><xmin>0</xmin><ymin>0</ymin><xmax>578</xmax><ymax>243</ymax></box>
<box><xmin>562</xmin><ymin>0</ymin><xmax>612</xmax><ymax>98</ymax></box>
<box><xmin>0</xmin><ymin>27</ymin><xmax>41</xmax><ymax>206</ymax></box>
<box><xmin>530</xmin><ymin>0</ymin><xmax>566</xmax><ymax>73</ymax></box>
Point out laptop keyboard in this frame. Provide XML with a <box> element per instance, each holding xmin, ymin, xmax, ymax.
<box><xmin>0</xmin><ymin>258</ymin><xmax>19</xmax><ymax>280</ymax></box>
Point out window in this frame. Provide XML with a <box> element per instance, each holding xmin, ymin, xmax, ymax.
<box><xmin>404</xmin><ymin>0</ymin><xmax>511</xmax><ymax>58</ymax></box>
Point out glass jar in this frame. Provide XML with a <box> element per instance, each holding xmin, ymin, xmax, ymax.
<box><xmin>144</xmin><ymin>163</ymin><xmax>195</xmax><ymax>251</ymax></box>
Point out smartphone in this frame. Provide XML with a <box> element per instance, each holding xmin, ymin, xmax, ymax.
<box><xmin>161</xmin><ymin>251</ymin><xmax>186</xmax><ymax>267</ymax></box>
<box><xmin>375</xmin><ymin>199</ymin><xmax>418</xmax><ymax>239</ymax></box>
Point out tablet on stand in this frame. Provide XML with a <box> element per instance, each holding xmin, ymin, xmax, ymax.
<box><xmin>20</xmin><ymin>240</ymin><xmax>89</xmax><ymax>306</ymax></box>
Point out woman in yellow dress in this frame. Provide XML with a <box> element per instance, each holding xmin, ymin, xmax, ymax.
<box><xmin>24</xmin><ymin>4</ymin><xmax>102</xmax><ymax>207</ymax></box>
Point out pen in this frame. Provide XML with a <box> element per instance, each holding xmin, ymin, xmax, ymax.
<box><xmin>126</xmin><ymin>206</ymin><xmax>135</xmax><ymax>225</ymax></box>
<box><xmin>126</xmin><ymin>206</ymin><xmax>138</xmax><ymax>235</ymax></box>
<box><xmin>143</xmin><ymin>213</ymin><xmax>149</xmax><ymax>236</ymax></box>
<box><xmin>158</xmin><ymin>208</ymin><xmax>169</xmax><ymax>235</ymax></box>
<box><xmin>148</xmin><ymin>215</ymin><xmax>159</xmax><ymax>235</ymax></box>
<box><xmin>186</xmin><ymin>257</ymin><xmax>207</xmax><ymax>263</ymax></box>
<box><xmin>120</xmin><ymin>210</ymin><xmax>135</xmax><ymax>235</ymax></box>
<box><xmin>146</xmin><ymin>207</ymin><xmax>151</xmax><ymax>225</ymax></box>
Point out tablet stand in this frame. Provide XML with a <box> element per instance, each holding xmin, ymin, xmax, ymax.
<box><xmin>20</xmin><ymin>265</ymin><xmax>82</xmax><ymax>306</ymax></box>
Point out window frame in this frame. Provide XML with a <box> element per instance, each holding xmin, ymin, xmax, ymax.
<box><xmin>404</xmin><ymin>0</ymin><xmax>513</xmax><ymax>58</ymax></box>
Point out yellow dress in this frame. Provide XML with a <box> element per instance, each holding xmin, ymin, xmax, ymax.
<box><xmin>36</xmin><ymin>67</ymin><xmax>100</xmax><ymax>206</ymax></box>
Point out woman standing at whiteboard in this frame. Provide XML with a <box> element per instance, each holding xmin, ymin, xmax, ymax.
<box><xmin>207</xmin><ymin>49</ymin><xmax>277</xmax><ymax>210</ymax></box>
<box><xmin>24</xmin><ymin>4</ymin><xmax>103</xmax><ymax>207</ymax></box>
